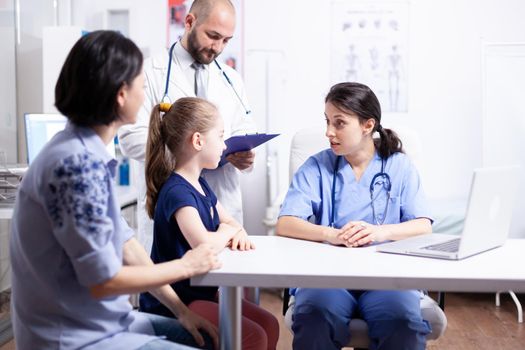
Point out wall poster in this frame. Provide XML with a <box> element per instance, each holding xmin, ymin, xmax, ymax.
<box><xmin>330</xmin><ymin>1</ymin><xmax>409</xmax><ymax>113</ymax></box>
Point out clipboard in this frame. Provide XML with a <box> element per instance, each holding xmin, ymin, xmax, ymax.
<box><xmin>219</xmin><ymin>133</ymin><xmax>280</xmax><ymax>166</ymax></box>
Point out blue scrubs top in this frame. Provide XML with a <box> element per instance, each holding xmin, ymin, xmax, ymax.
<box><xmin>279</xmin><ymin>149</ymin><xmax>433</xmax><ymax>228</ymax></box>
<box><xmin>140</xmin><ymin>173</ymin><xmax>219</xmax><ymax>315</ymax></box>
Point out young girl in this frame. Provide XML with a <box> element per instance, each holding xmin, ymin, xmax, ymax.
<box><xmin>140</xmin><ymin>98</ymin><xmax>279</xmax><ymax>350</ymax></box>
<box><xmin>276</xmin><ymin>82</ymin><xmax>432</xmax><ymax>349</ymax></box>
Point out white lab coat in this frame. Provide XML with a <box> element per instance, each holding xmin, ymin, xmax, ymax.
<box><xmin>118</xmin><ymin>43</ymin><xmax>256</xmax><ymax>252</ymax></box>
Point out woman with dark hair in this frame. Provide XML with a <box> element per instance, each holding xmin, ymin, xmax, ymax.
<box><xmin>276</xmin><ymin>82</ymin><xmax>433</xmax><ymax>349</ymax></box>
<box><xmin>10</xmin><ymin>30</ymin><xmax>219</xmax><ymax>350</ymax></box>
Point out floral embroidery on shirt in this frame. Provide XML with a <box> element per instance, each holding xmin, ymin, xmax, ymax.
<box><xmin>46</xmin><ymin>152</ymin><xmax>109</xmax><ymax>235</ymax></box>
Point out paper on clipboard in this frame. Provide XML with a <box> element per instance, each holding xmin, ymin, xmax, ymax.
<box><xmin>219</xmin><ymin>133</ymin><xmax>280</xmax><ymax>166</ymax></box>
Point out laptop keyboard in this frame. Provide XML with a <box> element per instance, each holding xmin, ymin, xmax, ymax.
<box><xmin>421</xmin><ymin>238</ymin><xmax>461</xmax><ymax>253</ymax></box>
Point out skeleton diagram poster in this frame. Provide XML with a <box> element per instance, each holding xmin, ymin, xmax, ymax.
<box><xmin>330</xmin><ymin>1</ymin><xmax>409</xmax><ymax>113</ymax></box>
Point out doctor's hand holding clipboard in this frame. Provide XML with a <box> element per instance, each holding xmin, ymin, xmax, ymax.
<box><xmin>220</xmin><ymin>133</ymin><xmax>280</xmax><ymax>168</ymax></box>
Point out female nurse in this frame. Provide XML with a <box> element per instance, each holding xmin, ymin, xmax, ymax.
<box><xmin>276</xmin><ymin>82</ymin><xmax>433</xmax><ymax>350</ymax></box>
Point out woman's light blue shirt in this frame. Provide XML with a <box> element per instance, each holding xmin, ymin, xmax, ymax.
<box><xmin>9</xmin><ymin>123</ymin><xmax>157</xmax><ymax>349</ymax></box>
<box><xmin>279</xmin><ymin>149</ymin><xmax>433</xmax><ymax>228</ymax></box>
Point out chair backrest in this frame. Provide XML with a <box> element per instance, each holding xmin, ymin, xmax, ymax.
<box><xmin>289</xmin><ymin>128</ymin><xmax>327</xmax><ymax>180</ymax></box>
<box><xmin>289</xmin><ymin>126</ymin><xmax>422</xmax><ymax>181</ymax></box>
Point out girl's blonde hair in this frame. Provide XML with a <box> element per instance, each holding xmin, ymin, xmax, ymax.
<box><xmin>145</xmin><ymin>97</ymin><xmax>218</xmax><ymax>218</ymax></box>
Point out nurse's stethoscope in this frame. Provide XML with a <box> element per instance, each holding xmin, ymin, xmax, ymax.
<box><xmin>330</xmin><ymin>155</ymin><xmax>392</xmax><ymax>227</ymax></box>
<box><xmin>162</xmin><ymin>41</ymin><xmax>251</xmax><ymax>115</ymax></box>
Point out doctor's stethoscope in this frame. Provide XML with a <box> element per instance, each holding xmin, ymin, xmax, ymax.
<box><xmin>330</xmin><ymin>155</ymin><xmax>392</xmax><ymax>227</ymax></box>
<box><xmin>162</xmin><ymin>41</ymin><xmax>251</xmax><ymax>115</ymax></box>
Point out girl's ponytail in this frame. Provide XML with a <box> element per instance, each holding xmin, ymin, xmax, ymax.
<box><xmin>145</xmin><ymin>104</ymin><xmax>173</xmax><ymax>219</ymax></box>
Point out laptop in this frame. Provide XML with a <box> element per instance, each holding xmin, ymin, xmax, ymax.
<box><xmin>1</xmin><ymin>114</ymin><xmax>67</xmax><ymax>178</ymax></box>
<box><xmin>1</xmin><ymin>114</ymin><xmax>66</xmax><ymax>202</ymax></box>
<box><xmin>23</xmin><ymin>113</ymin><xmax>116</xmax><ymax>163</ymax></box>
<box><xmin>376</xmin><ymin>166</ymin><xmax>519</xmax><ymax>260</ymax></box>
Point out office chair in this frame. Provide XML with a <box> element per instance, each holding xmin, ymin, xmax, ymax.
<box><xmin>282</xmin><ymin>127</ymin><xmax>448</xmax><ymax>348</ymax></box>
<box><xmin>282</xmin><ymin>288</ymin><xmax>446</xmax><ymax>349</ymax></box>
<box><xmin>496</xmin><ymin>290</ymin><xmax>523</xmax><ymax>323</ymax></box>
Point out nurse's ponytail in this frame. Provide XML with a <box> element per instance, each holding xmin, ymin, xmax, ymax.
<box><xmin>145</xmin><ymin>97</ymin><xmax>219</xmax><ymax>219</ymax></box>
<box><xmin>374</xmin><ymin>124</ymin><xmax>403</xmax><ymax>159</ymax></box>
<box><xmin>325</xmin><ymin>82</ymin><xmax>403</xmax><ymax>159</ymax></box>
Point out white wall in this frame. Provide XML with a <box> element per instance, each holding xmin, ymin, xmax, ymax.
<box><xmin>11</xmin><ymin>0</ymin><xmax>525</xmax><ymax>237</ymax></box>
<box><xmin>42</xmin><ymin>26</ymin><xmax>83</xmax><ymax>114</ymax></box>
<box><xmin>15</xmin><ymin>0</ymin><xmax>56</xmax><ymax>161</ymax></box>
<box><xmin>71</xmin><ymin>0</ymin><xmax>167</xmax><ymax>57</ymax></box>
<box><xmin>14</xmin><ymin>0</ymin><xmax>167</xmax><ymax>162</ymax></box>
<box><xmin>0</xmin><ymin>2</ymin><xmax>18</xmax><ymax>163</ymax></box>
<box><xmin>240</xmin><ymin>1</ymin><xmax>290</xmax><ymax>235</ymax></box>
<box><xmin>483</xmin><ymin>43</ymin><xmax>525</xmax><ymax>238</ymax></box>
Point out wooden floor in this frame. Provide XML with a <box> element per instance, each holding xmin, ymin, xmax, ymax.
<box><xmin>259</xmin><ymin>290</ymin><xmax>525</xmax><ymax>350</ymax></box>
<box><xmin>1</xmin><ymin>291</ymin><xmax>523</xmax><ymax>349</ymax></box>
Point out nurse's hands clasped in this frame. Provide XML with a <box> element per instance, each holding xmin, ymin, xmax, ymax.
<box><xmin>340</xmin><ymin>221</ymin><xmax>388</xmax><ymax>247</ymax></box>
<box><xmin>323</xmin><ymin>227</ymin><xmax>348</xmax><ymax>246</ymax></box>
<box><xmin>227</xmin><ymin>150</ymin><xmax>255</xmax><ymax>170</ymax></box>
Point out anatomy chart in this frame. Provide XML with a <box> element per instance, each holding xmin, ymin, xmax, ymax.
<box><xmin>330</xmin><ymin>1</ymin><xmax>409</xmax><ymax>113</ymax></box>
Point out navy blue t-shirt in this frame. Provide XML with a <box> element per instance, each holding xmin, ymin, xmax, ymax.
<box><xmin>140</xmin><ymin>173</ymin><xmax>220</xmax><ymax>315</ymax></box>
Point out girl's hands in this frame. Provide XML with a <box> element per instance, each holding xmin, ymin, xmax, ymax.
<box><xmin>340</xmin><ymin>221</ymin><xmax>389</xmax><ymax>247</ymax></box>
<box><xmin>217</xmin><ymin>223</ymin><xmax>254</xmax><ymax>251</ymax></box>
<box><xmin>229</xmin><ymin>228</ymin><xmax>255</xmax><ymax>251</ymax></box>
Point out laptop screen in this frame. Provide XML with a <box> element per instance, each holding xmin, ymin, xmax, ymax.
<box><xmin>24</xmin><ymin>113</ymin><xmax>67</xmax><ymax>164</ymax></box>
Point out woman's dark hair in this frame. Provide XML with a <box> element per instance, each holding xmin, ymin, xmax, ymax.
<box><xmin>325</xmin><ymin>82</ymin><xmax>403</xmax><ymax>159</ymax></box>
<box><xmin>55</xmin><ymin>30</ymin><xmax>143</xmax><ymax>127</ymax></box>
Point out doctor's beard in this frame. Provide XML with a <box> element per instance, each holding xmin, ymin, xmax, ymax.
<box><xmin>187</xmin><ymin>30</ymin><xmax>221</xmax><ymax>64</ymax></box>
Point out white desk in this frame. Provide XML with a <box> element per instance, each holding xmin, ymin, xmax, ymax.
<box><xmin>192</xmin><ymin>235</ymin><xmax>525</xmax><ymax>350</ymax></box>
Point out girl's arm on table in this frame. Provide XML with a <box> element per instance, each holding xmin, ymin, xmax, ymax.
<box><xmin>216</xmin><ymin>201</ymin><xmax>254</xmax><ymax>250</ymax></box>
<box><xmin>176</xmin><ymin>205</ymin><xmax>240</xmax><ymax>252</ymax></box>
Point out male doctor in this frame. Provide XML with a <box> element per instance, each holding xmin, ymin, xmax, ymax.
<box><xmin>118</xmin><ymin>0</ymin><xmax>256</xmax><ymax>252</ymax></box>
